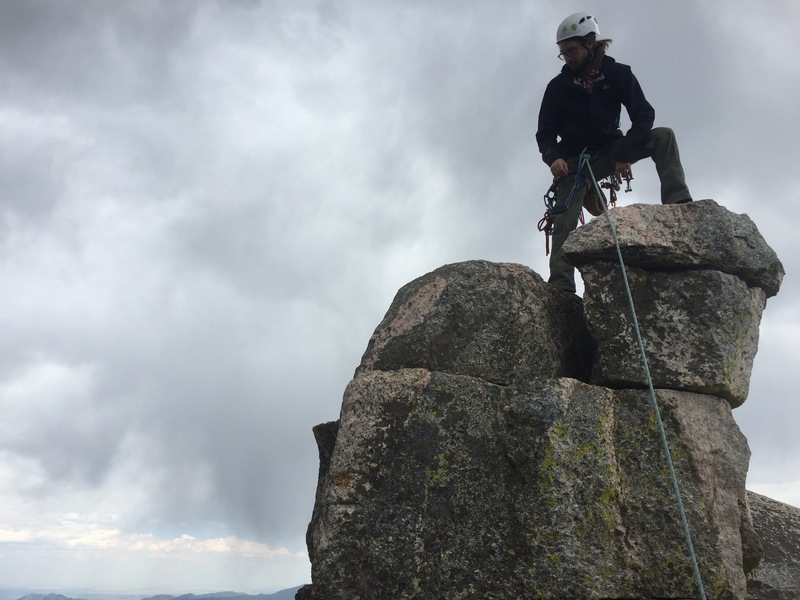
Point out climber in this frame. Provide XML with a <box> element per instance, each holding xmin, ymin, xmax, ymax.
<box><xmin>536</xmin><ymin>12</ymin><xmax>693</xmax><ymax>293</ymax></box>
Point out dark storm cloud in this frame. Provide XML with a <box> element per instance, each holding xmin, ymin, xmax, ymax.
<box><xmin>0</xmin><ymin>1</ymin><xmax>199</xmax><ymax>106</ymax></box>
<box><xmin>0</xmin><ymin>0</ymin><xmax>396</xmax><ymax>548</ymax></box>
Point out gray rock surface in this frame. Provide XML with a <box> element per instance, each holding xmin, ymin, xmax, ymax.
<box><xmin>561</xmin><ymin>199</ymin><xmax>784</xmax><ymax>297</ymax></box>
<box><xmin>564</xmin><ymin>200</ymin><xmax>778</xmax><ymax>408</ymax></box>
<box><xmin>356</xmin><ymin>260</ymin><xmax>593</xmax><ymax>385</ymax></box>
<box><xmin>299</xmin><ymin>252</ymin><xmax>786</xmax><ymax>600</ymax></box>
<box><xmin>747</xmin><ymin>492</ymin><xmax>800</xmax><ymax>600</ymax></box>
<box><xmin>305</xmin><ymin>369</ymin><xmax>753</xmax><ymax>599</ymax></box>
<box><xmin>581</xmin><ymin>261</ymin><xmax>766</xmax><ymax>407</ymax></box>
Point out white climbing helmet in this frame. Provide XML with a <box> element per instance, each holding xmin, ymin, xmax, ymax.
<box><xmin>556</xmin><ymin>12</ymin><xmax>600</xmax><ymax>43</ymax></box>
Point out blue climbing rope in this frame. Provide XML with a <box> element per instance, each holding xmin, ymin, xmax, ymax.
<box><xmin>581</xmin><ymin>154</ymin><xmax>708</xmax><ymax>600</ymax></box>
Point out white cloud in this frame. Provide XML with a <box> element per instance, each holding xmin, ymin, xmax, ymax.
<box><xmin>748</xmin><ymin>481</ymin><xmax>800</xmax><ymax>509</ymax></box>
<box><xmin>0</xmin><ymin>521</ymin><xmax>298</xmax><ymax>558</ymax></box>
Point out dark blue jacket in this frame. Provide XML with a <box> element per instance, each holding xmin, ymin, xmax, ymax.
<box><xmin>536</xmin><ymin>55</ymin><xmax>655</xmax><ymax>166</ymax></box>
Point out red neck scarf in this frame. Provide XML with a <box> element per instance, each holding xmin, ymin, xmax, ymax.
<box><xmin>578</xmin><ymin>54</ymin><xmax>604</xmax><ymax>93</ymax></box>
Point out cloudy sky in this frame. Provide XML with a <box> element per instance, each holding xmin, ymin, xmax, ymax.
<box><xmin>1</xmin><ymin>0</ymin><xmax>798</xmax><ymax>594</ymax></box>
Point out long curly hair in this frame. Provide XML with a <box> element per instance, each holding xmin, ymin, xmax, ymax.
<box><xmin>584</xmin><ymin>33</ymin><xmax>613</xmax><ymax>58</ymax></box>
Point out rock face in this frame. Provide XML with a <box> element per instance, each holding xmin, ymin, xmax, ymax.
<box><xmin>563</xmin><ymin>200</ymin><xmax>783</xmax><ymax>408</ymax></box>
<box><xmin>355</xmin><ymin>261</ymin><xmax>593</xmax><ymax>385</ymax></box>
<box><xmin>746</xmin><ymin>492</ymin><xmax>800</xmax><ymax>600</ymax></box>
<box><xmin>580</xmin><ymin>262</ymin><xmax>765</xmax><ymax>407</ymax></box>
<box><xmin>300</xmin><ymin>201</ymin><xmax>788</xmax><ymax>600</ymax></box>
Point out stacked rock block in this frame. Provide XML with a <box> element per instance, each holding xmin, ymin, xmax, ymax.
<box><xmin>299</xmin><ymin>200</ymin><xmax>784</xmax><ymax>600</ymax></box>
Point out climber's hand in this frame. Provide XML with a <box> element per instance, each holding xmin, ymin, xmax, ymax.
<box><xmin>615</xmin><ymin>162</ymin><xmax>633</xmax><ymax>184</ymax></box>
<box><xmin>550</xmin><ymin>158</ymin><xmax>569</xmax><ymax>178</ymax></box>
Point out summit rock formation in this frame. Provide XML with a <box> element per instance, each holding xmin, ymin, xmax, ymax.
<box><xmin>298</xmin><ymin>200</ymin><xmax>795</xmax><ymax>600</ymax></box>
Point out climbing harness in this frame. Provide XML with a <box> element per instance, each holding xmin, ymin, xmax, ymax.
<box><xmin>537</xmin><ymin>148</ymin><xmax>625</xmax><ymax>255</ymax></box>
<box><xmin>580</xmin><ymin>153</ymin><xmax>708</xmax><ymax>600</ymax></box>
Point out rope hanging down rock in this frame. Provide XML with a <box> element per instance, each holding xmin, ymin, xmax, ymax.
<box><xmin>581</xmin><ymin>153</ymin><xmax>708</xmax><ymax>600</ymax></box>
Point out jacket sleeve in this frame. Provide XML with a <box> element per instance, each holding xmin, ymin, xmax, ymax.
<box><xmin>614</xmin><ymin>66</ymin><xmax>655</xmax><ymax>163</ymax></box>
<box><xmin>536</xmin><ymin>80</ymin><xmax>563</xmax><ymax>166</ymax></box>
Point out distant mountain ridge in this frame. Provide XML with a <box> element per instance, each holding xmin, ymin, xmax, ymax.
<box><xmin>15</xmin><ymin>590</ymin><xmax>302</xmax><ymax>600</ymax></box>
<box><xmin>16</xmin><ymin>595</ymin><xmax>73</xmax><ymax>600</ymax></box>
<box><xmin>143</xmin><ymin>594</ymin><xmax>271</xmax><ymax>600</ymax></box>
<box><xmin>141</xmin><ymin>592</ymin><xmax>300</xmax><ymax>600</ymax></box>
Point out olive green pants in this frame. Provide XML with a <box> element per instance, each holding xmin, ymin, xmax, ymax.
<box><xmin>548</xmin><ymin>127</ymin><xmax>691</xmax><ymax>293</ymax></box>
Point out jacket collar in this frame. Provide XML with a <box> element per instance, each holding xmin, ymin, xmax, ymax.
<box><xmin>558</xmin><ymin>54</ymin><xmax>615</xmax><ymax>80</ymax></box>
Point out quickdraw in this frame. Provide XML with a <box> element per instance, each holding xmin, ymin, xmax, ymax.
<box><xmin>537</xmin><ymin>150</ymin><xmax>632</xmax><ymax>255</ymax></box>
<box><xmin>537</xmin><ymin>178</ymin><xmax>585</xmax><ymax>255</ymax></box>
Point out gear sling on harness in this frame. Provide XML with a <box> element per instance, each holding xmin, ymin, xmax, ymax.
<box><xmin>537</xmin><ymin>147</ymin><xmax>626</xmax><ymax>255</ymax></box>
<box><xmin>540</xmin><ymin>149</ymin><xmax>709</xmax><ymax>600</ymax></box>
